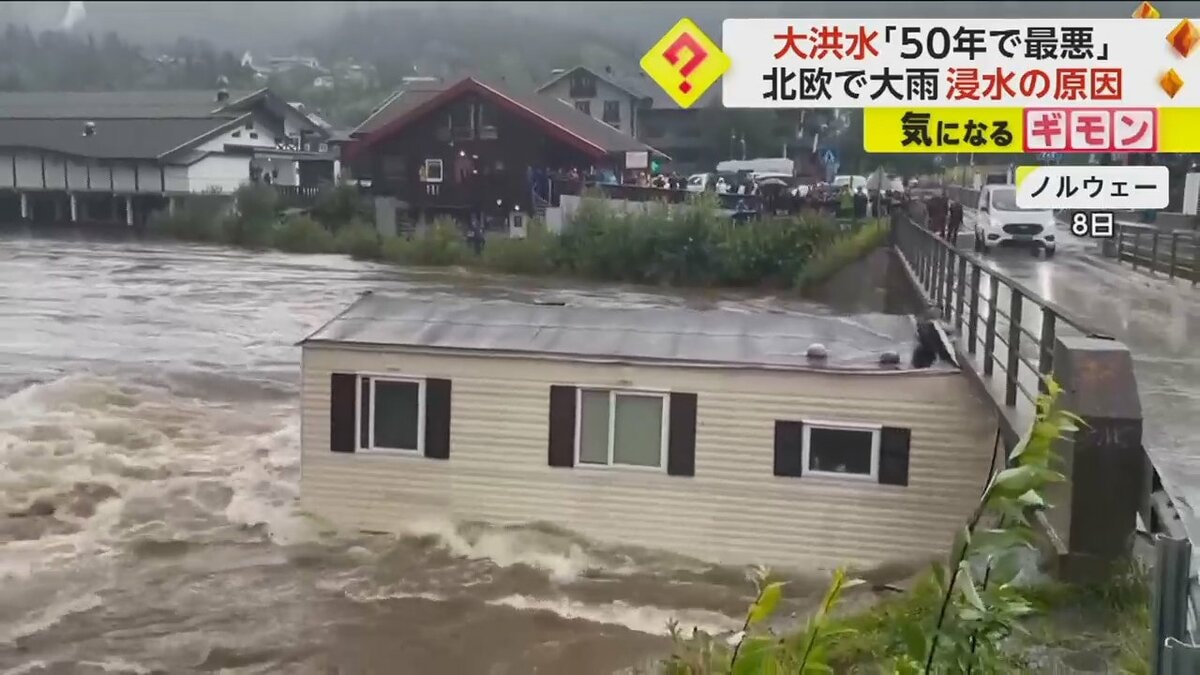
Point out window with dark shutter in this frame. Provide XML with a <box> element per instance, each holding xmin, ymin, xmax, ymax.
<box><xmin>330</xmin><ymin>372</ymin><xmax>358</xmax><ymax>453</ymax></box>
<box><xmin>773</xmin><ymin>420</ymin><xmax>804</xmax><ymax>477</ymax></box>
<box><xmin>424</xmin><ymin>378</ymin><xmax>452</xmax><ymax>459</ymax></box>
<box><xmin>878</xmin><ymin>426</ymin><xmax>911</xmax><ymax>486</ymax></box>
<box><xmin>667</xmin><ymin>392</ymin><xmax>697</xmax><ymax>476</ymax></box>
<box><xmin>548</xmin><ymin>385</ymin><xmax>576</xmax><ymax>467</ymax></box>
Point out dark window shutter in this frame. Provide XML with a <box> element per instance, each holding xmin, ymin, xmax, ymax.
<box><xmin>667</xmin><ymin>392</ymin><xmax>697</xmax><ymax>476</ymax></box>
<box><xmin>359</xmin><ymin>376</ymin><xmax>371</xmax><ymax>449</ymax></box>
<box><xmin>424</xmin><ymin>378</ymin><xmax>452</xmax><ymax>459</ymax></box>
<box><xmin>879</xmin><ymin>426</ymin><xmax>911</xmax><ymax>486</ymax></box>
<box><xmin>330</xmin><ymin>373</ymin><xmax>358</xmax><ymax>453</ymax></box>
<box><xmin>548</xmin><ymin>385</ymin><xmax>576</xmax><ymax>467</ymax></box>
<box><xmin>773</xmin><ymin>421</ymin><xmax>804</xmax><ymax>477</ymax></box>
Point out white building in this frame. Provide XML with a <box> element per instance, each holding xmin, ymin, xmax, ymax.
<box><xmin>297</xmin><ymin>294</ymin><xmax>1000</xmax><ymax>572</ymax></box>
<box><xmin>0</xmin><ymin>88</ymin><xmax>334</xmax><ymax>226</ymax></box>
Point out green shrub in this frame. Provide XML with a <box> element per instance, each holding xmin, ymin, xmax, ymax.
<box><xmin>310</xmin><ymin>182</ymin><xmax>372</xmax><ymax>231</ymax></box>
<box><xmin>334</xmin><ymin>221</ymin><xmax>383</xmax><ymax>260</ymax></box>
<box><xmin>379</xmin><ymin>218</ymin><xmax>466</xmax><ymax>266</ymax></box>
<box><xmin>480</xmin><ymin>219</ymin><xmax>562</xmax><ymax>275</ymax></box>
<box><xmin>795</xmin><ymin>218</ymin><xmax>889</xmax><ymax>290</ymax></box>
<box><xmin>222</xmin><ymin>183</ymin><xmax>279</xmax><ymax>248</ymax></box>
<box><xmin>145</xmin><ymin>192</ymin><xmax>229</xmax><ymax>242</ymax></box>
<box><xmin>273</xmin><ymin>216</ymin><xmax>335</xmax><ymax>253</ymax></box>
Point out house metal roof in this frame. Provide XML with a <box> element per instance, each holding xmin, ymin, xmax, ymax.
<box><xmin>0</xmin><ymin>116</ymin><xmax>244</xmax><ymax>160</ymax></box>
<box><xmin>301</xmin><ymin>294</ymin><xmax>943</xmax><ymax>372</ymax></box>
<box><xmin>352</xmin><ymin>82</ymin><xmax>448</xmax><ymax>136</ymax></box>
<box><xmin>535</xmin><ymin>66</ymin><xmax>719</xmax><ymax>111</ymax></box>
<box><xmin>0</xmin><ymin>89</ymin><xmax>258</xmax><ymax>119</ymax></box>
<box><xmin>347</xmin><ymin>76</ymin><xmax>659</xmax><ymax>162</ymax></box>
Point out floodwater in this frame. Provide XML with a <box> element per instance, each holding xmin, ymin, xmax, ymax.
<box><xmin>0</xmin><ymin>232</ymin><xmax>920</xmax><ymax>675</ymax></box>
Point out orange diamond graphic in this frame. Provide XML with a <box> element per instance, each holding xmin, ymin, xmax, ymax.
<box><xmin>1161</xmin><ymin>69</ymin><xmax>1185</xmax><ymax>98</ymax></box>
<box><xmin>1167</xmin><ymin>19</ymin><xmax>1200</xmax><ymax>58</ymax></box>
<box><xmin>1132</xmin><ymin>1</ymin><xmax>1160</xmax><ymax>18</ymax></box>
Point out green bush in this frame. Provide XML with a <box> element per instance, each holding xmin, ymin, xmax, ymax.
<box><xmin>334</xmin><ymin>221</ymin><xmax>383</xmax><ymax>260</ymax></box>
<box><xmin>273</xmin><ymin>216</ymin><xmax>336</xmax><ymax>253</ymax></box>
<box><xmin>380</xmin><ymin>218</ymin><xmax>467</xmax><ymax>267</ymax></box>
<box><xmin>310</xmin><ymin>182</ymin><xmax>372</xmax><ymax>231</ymax></box>
<box><xmin>480</xmin><ymin>219</ymin><xmax>562</xmax><ymax>275</ymax></box>
<box><xmin>222</xmin><ymin>184</ymin><xmax>279</xmax><ymax>248</ymax></box>
<box><xmin>145</xmin><ymin>192</ymin><xmax>229</xmax><ymax>242</ymax></box>
<box><xmin>795</xmin><ymin>218</ymin><xmax>889</xmax><ymax>290</ymax></box>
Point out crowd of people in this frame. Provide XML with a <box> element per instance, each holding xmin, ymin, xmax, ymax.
<box><xmin>903</xmin><ymin>190</ymin><xmax>966</xmax><ymax>245</ymax></box>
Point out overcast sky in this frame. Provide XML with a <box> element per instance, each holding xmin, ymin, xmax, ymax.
<box><xmin>2</xmin><ymin>1</ymin><xmax>1199</xmax><ymax>52</ymax></box>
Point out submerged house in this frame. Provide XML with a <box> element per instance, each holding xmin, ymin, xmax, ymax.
<box><xmin>298</xmin><ymin>294</ymin><xmax>999</xmax><ymax>571</ymax></box>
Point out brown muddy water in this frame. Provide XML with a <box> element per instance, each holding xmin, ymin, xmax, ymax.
<box><xmin>0</xmin><ymin>233</ymin><xmax>921</xmax><ymax>674</ymax></box>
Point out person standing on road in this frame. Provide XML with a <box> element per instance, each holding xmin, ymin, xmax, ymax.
<box><xmin>928</xmin><ymin>190</ymin><xmax>949</xmax><ymax>236</ymax></box>
<box><xmin>947</xmin><ymin>200</ymin><xmax>964</xmax><ymax>247</ymax></box>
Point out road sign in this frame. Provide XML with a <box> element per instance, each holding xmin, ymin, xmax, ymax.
<box><xmin>821</xmin><ymin>148</ymin><xmax>838</xmax><ymax>167</ymax></box>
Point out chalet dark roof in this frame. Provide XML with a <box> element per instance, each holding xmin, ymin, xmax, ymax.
<box><xmin>0</xmin><ymin>116</ymin><xmax>244</xmax><ymax>160</ymax></box>
<box><xmin>350</xmin><ymin>76</ymin><xmax>658</xmax><ymax>161</ymax></box>
<box><xmin>536</xmin><ymin>65</ymin><xmax>718</xmax><ymax>110</ymax></box>
<box><xmin>0</xmin><ymin>89</ymin><xmax>259</xmax><ymax>119</ymax></box>
<box><xmin>353</xmin><ymin>82</ymin><xmax>447</xmax><ymax>136</ymax></box>
<box><xmin>301</xmin><ymin>294</ymin><xmax>945</xmax><ymax>372</ymax></box>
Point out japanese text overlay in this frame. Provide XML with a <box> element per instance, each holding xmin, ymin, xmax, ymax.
<box><xmin>722</xmin><ymin>19</ymin><xmax>1200</xmax><ymax>108</ymax></box>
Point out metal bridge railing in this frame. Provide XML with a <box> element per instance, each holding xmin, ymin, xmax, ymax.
<box><xmin>1111</xmin><ymin>223</ymin><xmax>1199</xmax><ymax>285</ymax></box>
<box><xmin>890</xmin><ymin>211</ymin><xmax>1200</xmax><ymax>673</ymax></box>
<box><xmin>891</xmin><ymin>212</ymin><xmax>1107</xmax><ymax>414</ymax></box>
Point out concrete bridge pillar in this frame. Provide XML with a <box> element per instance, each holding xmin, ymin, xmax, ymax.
<box><xmin>1047</xmin><ymin>335</ymin><xmax>1145</xmax><ymax>582</ymax></box>
<box><xmin>125</xmin><ymin>195</ymin><xmax>134</xmax><ymax>227</ymax></box>
<box><xmin>69</xmin><ymin>193</ymin><xmax>78</xmax><ymax>222</ymax></box>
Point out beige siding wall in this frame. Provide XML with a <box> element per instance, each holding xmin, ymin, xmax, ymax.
<box><xmin>301</xmin><ymin>346</ymin><xmax>998</xmax><ymax>572</ymax></box>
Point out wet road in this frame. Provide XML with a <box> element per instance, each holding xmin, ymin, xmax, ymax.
<box><xmin>959</xmin><ymin>212</ymin><xmax>1200</xmax><ymax>537</ymax></box>
<box><xmin>0</xmin><ymin>235</ymin><xmax>913</xmax><ymax>675</ymax></box>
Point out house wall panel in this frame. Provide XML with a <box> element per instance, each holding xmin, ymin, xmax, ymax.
<box><xmin>66</xmin><ymin>158</ymin><xmax>89</xmax><ymax>190</ymax></box>
<box><xmin>111</xmin><ymin>162</ymin><xmax>136</xmax><ymax>192</ymax></box>
<box><xmin>299</xmin><ymin>346</ymin><xmax>998</xmax><ymax>572</ymax></box>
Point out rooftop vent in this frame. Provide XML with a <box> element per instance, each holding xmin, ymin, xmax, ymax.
<box><xmin>81</xmin><ymin>120</ymin><xmax>95</xmax><ymax>137</ymax></box>
<box><xmin>805</xmin><ymin>343</ymin><xmax>828</xmax><ymax>360</ymax></box>
<box><xmin>216</xmin><ymin>88</ymin><xmax>230</xmax><ymax>103</ymax></box>
<box><xmin>550</xmin><ymin>68</ymin><xmax>566</xmax><ymax>76</ymax></box>
<box><xmin>879</xmin><ymin>350</ymin><xmax>901</xmax><ymax>366</ymax></box>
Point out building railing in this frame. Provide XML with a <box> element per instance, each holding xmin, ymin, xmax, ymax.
<box><xmin>550</xmin><ymin>179</ymin><xmax>762</xmax><ymax>212</ymax></box>
<box><xmin>1111</xmin><ymin>223</ymin><xmax>1199</xmax><ymax>285</ymax></box>
<box><xmin>271</xmin><ymin>184</ymin><xmax>322</xmax><ymax>208</ymax></box>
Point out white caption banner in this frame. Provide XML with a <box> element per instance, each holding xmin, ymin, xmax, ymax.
<box><xmin>1016</xmin><ymin>165</ymin><xmax>1170</xmax><ymax>210</ymax></box>
<box><xmin>722</xmin><ymin>19</ymin><xmax>1200</xmax><ymax>108</ymax></box>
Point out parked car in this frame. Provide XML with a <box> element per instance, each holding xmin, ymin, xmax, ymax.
<box><xmin>974</xmin><ymin>184</ymin><xmax>1057</xmax><ymax>257</ymax></box>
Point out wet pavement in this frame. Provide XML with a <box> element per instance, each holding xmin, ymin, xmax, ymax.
<box><xmin>958</xmin><ymin>211</ymin><xmax>1200</xmax><ymax>538</ymax></box>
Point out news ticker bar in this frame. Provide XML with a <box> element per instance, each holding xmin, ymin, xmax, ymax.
<box><xmin>1015</xmin><ymin>165</ymin><xmax>1169</xmax><ymax>210</ymax></box>
<box><xmin>862</xmin><ymin>107</ymin><xmax>1200</xmax><ymax>153</ymax></box>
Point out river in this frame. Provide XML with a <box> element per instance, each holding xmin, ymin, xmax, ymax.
<box><xmin>0</xmin><ymin>234</ymin><xmax>917</xmax><ymax>674</ymax></box>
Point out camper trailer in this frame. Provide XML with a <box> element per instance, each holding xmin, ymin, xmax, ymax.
<box><xmin>298</xmin><ymin>295</ymin><xmax>999</xmax><ymax>571</ymax></box>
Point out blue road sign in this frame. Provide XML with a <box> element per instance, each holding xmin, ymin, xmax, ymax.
<box><xmin>821</xmin><ymin>148</ymin><xmax>838</xmax><ymax>167</ymax></box>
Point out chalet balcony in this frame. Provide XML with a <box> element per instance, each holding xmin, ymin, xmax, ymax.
<box><xmin>272</xmin><ymin>184</ymin><xmax>322</xmax><ymax>208</ymax></box>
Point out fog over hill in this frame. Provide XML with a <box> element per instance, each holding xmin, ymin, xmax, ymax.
<box><xmin>1</xmin><ymin>1</ymin><xmax>1195</xmax><ymax>54</ymax></box>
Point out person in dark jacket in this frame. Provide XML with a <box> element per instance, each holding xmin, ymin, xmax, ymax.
<box><xmin>947</xmin><ymin>200</ymin><xmax>965</xmax><ymax>247</ymax></box>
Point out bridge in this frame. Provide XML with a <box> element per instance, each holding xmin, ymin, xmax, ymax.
<box><xmin>890</xmin><ymin>194</ymin><xmax>1200</xmax><ymax>664</ymax></box>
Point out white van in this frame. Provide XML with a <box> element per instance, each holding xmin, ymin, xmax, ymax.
<box><xmin>833</xmin><ymin>174</ymin><xmax>868</xmax><ymax>191</ymax></box>
<box><xmin>974</xmin><ymin>184</ymin><xmax>1057</xmax><ymax>257</ymax></box>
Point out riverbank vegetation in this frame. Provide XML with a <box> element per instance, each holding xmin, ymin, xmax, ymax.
<box><xmin>146</xmin><ymin>187</ymin><xmax>887</xmax><ymax>292</ymax></box>
<box><xmin>661</xmin><ymin>381</ymin><xmax>1151</xmax><ymax>674</ymax></box>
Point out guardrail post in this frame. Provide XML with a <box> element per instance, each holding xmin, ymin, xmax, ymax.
<box><xmin>1005</xmin><ymin>292</ymin><xmax>1022</xmax><ymax>406</ymax></box>
<box><xmin>1151</xmin><ymin>535</ymin><xmax>1193</xmax><ymax>674</ymax></box>
<box><xmin>943</xmin><ymin>248</ymin><xmax>956</xmax><ymax>320</ymax></box>
<box><xmin>968</xmin><ymin>265</ymin><xmax>982</xmax><ymax>354</ymax></box>
<box><xmin>1133</xmin><ymin>230</ymin><xmax>1142</xmax><ymax>271</ymax></box>
<box><xmin>1038</xmin><ymin>310</ymin><xmax>1057</xmax><ymax>394</ymax></box>
<box><xmin>983</xmin><ymin>275</ymin><xmax>999</xmax><ymax>375</ymax></box>
<box><xmin>955</xmin><ymin>256</ymin><xmax>967</xmax><ymax>333</ymax></box>
<box><xmin>1115</xmin><ymin>225</ymin><xmax>1126</xmax><ymax>260</ymax></box>
<box><xmin>1169</xmin><ymin>233</ymin><xmax>1178</xmax><ymax>280</ymax></box>
<box><xmin>1047</xmin><ymin>336</ymin><xmax>1145</xmax><ymax>583</ymax></box>
<box><xmin>1151</xmin><ymin>231</ymin><xmax>1160</xmax><ymax>275</ymax></box>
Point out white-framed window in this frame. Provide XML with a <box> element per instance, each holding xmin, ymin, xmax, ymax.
<box><xmin>423</xmin><ymin>158</ymin><xmax>444</xmax><ymax>183</ymax></box>
<box><xmin>801</xmin><ymin>421</ymin><xmax>881</xmax><ymax>480</ymax></box>
<box><xmin>575</xmin><ymin>388</ymin><xmax>668</xmax><ymax>470</ymax></box>
<box><xmin>357</xmin><ymin>374</ymin><xmax>426</xmax><ymax>454</ymax></box>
